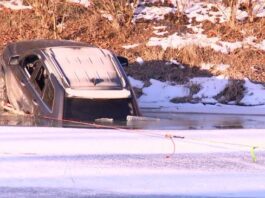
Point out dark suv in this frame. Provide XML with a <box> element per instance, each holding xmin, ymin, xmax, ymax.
<box><xmin>0</xmin><ymin>40</ymin><xmax>140</xmax><ymax>121</ymax></box>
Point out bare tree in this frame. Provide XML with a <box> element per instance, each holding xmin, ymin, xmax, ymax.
<box><xmin>25</xmin><ymin>0</ymin><xmax>68</xmax><ymax>39</ymax></box>
<box><xmin>91</xmin><ymin>0</ymin><xmax>139</xmax><ymax>31</ymax></box>
<box><xmin>224</xmin><ymin>0</ymin><xmax>255</xmax><ymax>24</ymax></box>
<box><xmin>247</xmin><ymin>0</ymin><xmax>254</xmax><ymax>22</ymax></box>
<box><xmin>229</xmin><ymin>0</ymin><xmax>238</xmax><ymax>27</ymax></box>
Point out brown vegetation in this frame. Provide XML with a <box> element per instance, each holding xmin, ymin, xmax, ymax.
<box><xmin>0</xmin><ymin>0</ymin><xmax>265</xmax><ymax>96</ymax></box>
<box><xmin>215</xmin><ymin>80</ymin><xmax>245</xmax><ymax>104</ymax></box>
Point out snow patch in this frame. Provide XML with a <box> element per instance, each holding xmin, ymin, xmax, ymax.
<box><xmin>128</xmin><ymin>76</ymin><xmax>144</xmax><ymax>89</ymax></box>
<box><xmin>201</xmin><ymin>63</ymin><xmax>214</xmax><ymax>70</ymax></box>
<box><xmin>185</xmin><ymin>2</ymin><xmax>250</xmax><ymax>23</ymax></box>
<box><xmin>147</xmin><ymin>32</ymin><xmax>243</xmax><ymax>54</ymax></box>
<box><xmin>122</xmin><ymin>44</ymin><xmax>140</xmax><ymax>49</ymax></box>
<box><xmin>68</xmin><ymin>0</ymin><xmax>91</xmax><ymax>7</ymax></box>
<box><xmin>185</xmin><ymin>3</ymin><xmax>227</xmax><ymax>23</ymax></box>
<box><xmin>0</xmin><ymin>0</ymin><xmax>31</xmax><ymax>10</ymax></box>
<box><xmin>133</xmin><ymin>6</ymin><xmax>175</xmax><ymax>22</ymax></box>
<box><xmin>153</xmin><ymin>26</ymin><xmax>167</xmax><ymax>30</ymax></box>
<box><xmin>139</xmin><ymin>79</ymin><xmax>190</xmax><ymax>105</ymax></box>
<box><xmin>240</xmin><ymin>79</ymin><xmax>265</xmax><ymax>106</ymax></box>
<box><xmin>215</xmin><ymin>64</ymin><xmax>230</xmax><ymax>72</ymax></box>
<box><xmin>254</xmin><ymin>2</ymin><xmax>265</xmax><ymax>18</ymax></box>
<box><xmin>153</xmin><ymin>30</ymin><xmax>168</xmax><ymax>36</ymax></box>
<box><xmin>101</xmin><ymin>13</ymin><xmax>113</xmax><ymax>21</ymax></box>
<box><xmin>136</xmin><ymin>57</ymin><xmax>145</xmax><ymax>65</ymax></box>
<box><xmin>0</xmin><ymin>0</ymin><xmax>91</xmax><ymax>10</ymax></box>
<box><xmin>166</xmin><ymin>59</ymin><xmax>185</xmax><ymax>69</ymax></box>
<box><xmin>191</xmin><ymin>76</ymin><xmax>229</xmax><ymax>99</ymax></box>
<box><xmin>258</xmin><ymin>40</ymin><xmax>265</xmax><ymax>51</ymax></box>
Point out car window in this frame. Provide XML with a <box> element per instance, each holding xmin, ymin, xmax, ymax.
<box><xmin>22</xmin><ymin>55</ymin><xmax>40</xmax><ymax>77</ymax></box>
<box><xmin>43</xmin><ymin>78</ymin><xmax>55</xmax><ymax>110</ymax></box>
<box><xmin>31</xmin><ymin>62</ymin><xmax>49</xmax><ymax>95</ymax></box>
<box><xmin>29</xmin><ymin>61</ymin><xmax>54</xmax><ymax>111</ymax></box>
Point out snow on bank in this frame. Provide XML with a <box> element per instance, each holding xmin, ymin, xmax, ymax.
<box><xmin>136</xmin><ymin>1</ymin><xmax>265</xmax><ymax>23</ymax></box>
<box><xmin>133</xmin><ymin>6</ymin><xmax>175</xmax><ymax>22</ymax></box>
<box><xmin>129</xmin><ymin>76</ymin><xmax>265</xmax><ymax>114</ymax></box>
<box><xmin>122</xmin><ymin>43</ymin><xmax>140</xmax><ymax>49</ymax></box>
<box><xmin>0</xmin><ymin>0</ymin><xmax>31</xmax><ymax>10</ymax></box>
<box><xmin>134</xmin><ymin>1</ymin><xmax>265</xmax><ymax>53</ymax></box>
<box><xmin>191</xmin><ymin>76</ymin><xmax>228</xmax><ymax>103</ymax></box>
<box><xmin>68</xmin><ymin>0</ymin><xmax>91</xmax><ymax>7</ymax></box>
<box><xmin>139</xmin><ymin>79</ymin><xmax>190</xmax><ymax>106</ymax></box>
<box><xmin>128</xmin><ymin>76</ymin><xmax>144</xmax><ymax>89</ymax></box>
<box><xmin>147</xmin><ymin>32</ymin><xmax>244</xmax><ymax>53</ymax></box>
<box><xmin>185</xmin><ymin>2</ymin><xmax>248</xmax><ymax>23</ymax></box>
<box><xmin>147</xmin><ymin>32</ymin><xmax>265</xmax><ymax>54</ymax></box>
<box><xmin>240</xmin><ymin>79</ymin><xmax>265</xmax><ymax>106</ymax></box>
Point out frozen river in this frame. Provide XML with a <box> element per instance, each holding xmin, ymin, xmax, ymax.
<box><xmin>1</xmin><ymin>108</ymin><xmax>265</xmax><ymax>130</ymax></box>
<box><xmin>1</xmin><ymin>107</ymin><xmax>265</xmax><ymax>197</ymax></box>
<box><xmin>0</xmin><ymin>126</ymin><xmax>264</xmax><ymax>197</ymax></box>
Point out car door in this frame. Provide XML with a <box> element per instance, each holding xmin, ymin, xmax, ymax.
<box><xmin>27</xmin><ymin>59</ymin><xmax>64</xmax><ymax>119</ymax></box>
<box><xmin>26</xmin><ymin>61</ymin><xmax>52</xmax><ymax>116</ymax></box>
<box><xmin>5</xmin><ymin>54</ymin><xmax>38</xmax><ymax>113</ymax></box>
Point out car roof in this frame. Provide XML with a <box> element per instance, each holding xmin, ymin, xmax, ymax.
<box><xmin>4</xmin><ymin>40</ymin><xmax>124</xmax><ymax>89</ymax></box>
<box><xmin>6</xmin><ymin>39</ymin><xmax>93</xmax><ymax>55</ymax></box>
<box><xmin>46</xmin><ymin>46</ymin><xmax>123</xmax><ymax>89</ymax></box>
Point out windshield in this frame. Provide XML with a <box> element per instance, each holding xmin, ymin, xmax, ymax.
<box><xmin>63</xmin><ymin>98</ymin><xmax>135</xmax><ymax>121</ymax></box>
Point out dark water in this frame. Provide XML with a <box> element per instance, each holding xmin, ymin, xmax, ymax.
<box><xmin>1</xmin><ymin>108</ymin><xmax>265</xmax><ymax>130</ymax></box>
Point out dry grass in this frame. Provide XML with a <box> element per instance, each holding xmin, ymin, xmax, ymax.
<box><xmin>0</xmin><ymin>0</ymin><xmax>265</xmax><ymax>90</ymax></box>
<box><xmin>124</xmin><ymin>40</ymin><xmax>265</xmax><ymax>85</ymax></box>
<box><xmin>0</xmin><ymin>1</ymin><xmax>153</xmax><ymax>51</ymax></box>
<box><xmin>124</xmin><ymin>45</ymin><xmax>213</xmax><ymax>84</ymax></box>
<box><xmin>91</xmin><ymin>0</ymin><xmax>138</xmax><ymax>30</ymax></box>
<box><xmin>214</xmin><ymin>80</ymin><xmax>245</xmax><ymax>104</ymax></box>
<box><xmin>202</xmin><ymin>17</ymin><xmax>265</xmax><ymax>42</ymax></box>
<box><xmin>174</xmin><ymin>45</ymin><xmax>205</xmax><ymax>66</ymax></box>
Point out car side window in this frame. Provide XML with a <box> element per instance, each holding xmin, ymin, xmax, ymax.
<box><xmin>22</xmin><ymin>55</ymin><xmax>40</xmax><ymax>77</ymax></box>
<box><xmin>29</xmin><ymin>61</ymin><xmax>54</xmax><ymax>111</ymax></box>
<box><xmin>43</xmin><ymin>78</ymin><xmax>55</xmax><ymax>110</ymax></box>
<box><xmin>32</xmin><ymin>64</ymin><xmax>48</xmax><ymax>94</ymax></box>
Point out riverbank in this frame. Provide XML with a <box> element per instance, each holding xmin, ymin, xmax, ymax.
<box><xmin>1</xmin><ymin>0</ymin><xmax>265</xmax><ymax>114</ymax></box>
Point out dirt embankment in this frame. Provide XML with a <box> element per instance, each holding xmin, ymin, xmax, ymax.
<box><xmin>0</xmin><ymin>1</ymin><xmax>265</xmax><ymax>103</ymax></box>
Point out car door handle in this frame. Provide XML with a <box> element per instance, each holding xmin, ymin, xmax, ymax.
<box><xmin>20</xmin><ymin>80</ymin><xmax>26</xmax><ymax>87</ymax></box>
<box><xmin>32</xmin><ymin>99</ymin><xmax>38</xmax><ymax>106</ymax></box>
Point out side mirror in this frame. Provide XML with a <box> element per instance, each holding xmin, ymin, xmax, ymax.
<box><xmin>117</xmin><ymin>56</ymin><xmax>129</xmax><ymax>67</ymax></box>
<box><xmin>9</xmin><ymin>55</ymin><xmax>20</xmax><ymax>66</ymax></box>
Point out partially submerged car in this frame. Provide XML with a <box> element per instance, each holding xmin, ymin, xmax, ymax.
<box><xmin>0</xmin><ymin>40</ymin><xmax>141</xmax><ymax>122</ymax></box>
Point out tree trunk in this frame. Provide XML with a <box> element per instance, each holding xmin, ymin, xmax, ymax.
<box><xmin>230</xmin><ymin>0</ymin><xmax>238</xmax><ymax>27</ymax></box>
<box><xmin>248</xmin><ymin>0</ymin><xmax>254</xmax><ymax>22</ymax></box>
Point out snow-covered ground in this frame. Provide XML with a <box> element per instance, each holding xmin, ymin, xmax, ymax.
<box><xmin>129</xmin><ymin>76</ymin><xmax>265</xmax><ymax>114</ymax></box>
<box><xmin>0</xmin><ymin>126</ymin><xmax>265</xmax><ymax>197</ymax></box>
<box><xmin>134</xmin><ymin>0</ymin><xmax>265</xmax><ymax>53</ymax></box>
<box><xmin>128</xmin><ymin>0</ymin><xmax>265</xmax><ymax>114</ymax></box>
